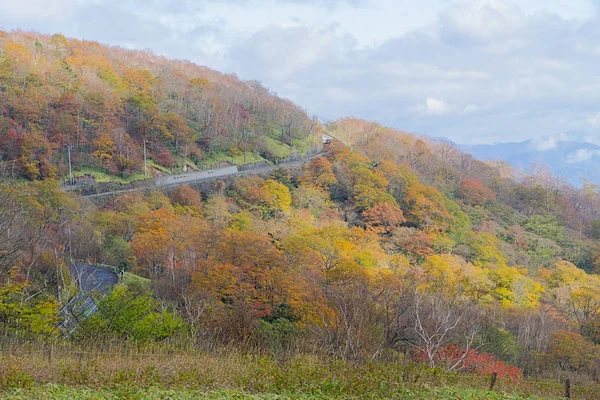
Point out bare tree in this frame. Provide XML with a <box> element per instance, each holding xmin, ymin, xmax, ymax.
<box><xmin>409</xmin><ymin>293</ymin><xmax>484</xmax><ymax>371</ymax></box>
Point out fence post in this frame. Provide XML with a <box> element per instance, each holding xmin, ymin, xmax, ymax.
<box><xmin>564</xmin><ymin>378</ymin><xmax>571</xmax><ymax>399</ymax></box>
<box><xmin>47</xmin><ymin>343</ymin><xmax>54</xmax><ymax>363</ymax></box>
<box><xmin>489</xmin><ymin>372</ymin><xmax>497</xmax><ymax>390</ymax></box>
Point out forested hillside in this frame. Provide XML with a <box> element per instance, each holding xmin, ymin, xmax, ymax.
<box><xmin>3</xmin><ymin>32</ymin><xmax>600</xmax><ymax>398</ymax></box>
<box><xmin>0</xmin><ymin>30</ymin><xmax>319</xmax><ymax>182</ymax></box>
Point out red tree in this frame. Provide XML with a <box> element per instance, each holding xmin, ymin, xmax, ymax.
<box><xmin>459</xmin><ymin>176</ymin><xmax>496</xmax><ymax>205</ymax></box>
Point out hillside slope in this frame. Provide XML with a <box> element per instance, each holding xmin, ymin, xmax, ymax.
<box><xmin>0</xmin><ymin>30</ymin><xmax>320</xmax><ymax>182</ymax></box>
<box><xmin>3</xmin><ymin>33</ymin><xmax>600</xmax><ymax>398</ymax></box>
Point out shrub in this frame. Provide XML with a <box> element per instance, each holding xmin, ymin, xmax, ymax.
<box><xmin>416</xmin><ymin>345</ymin><xmax>523</xmax><ymax>379</ymax></box>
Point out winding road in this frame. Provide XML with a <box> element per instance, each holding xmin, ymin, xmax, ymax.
<box><xmin>60</xmin><ymin>262</ymin><xmax>119</xmax><ymax>333</ymax></box>
<box><xmin>73</xmin><ymin>134</ymin><xmax>334</xmax><ymax>199</ymax></box>
<box><xmin>58</xmin><ymin>135</ymin><xmax>336</xmax><ymax>332</ymax></box>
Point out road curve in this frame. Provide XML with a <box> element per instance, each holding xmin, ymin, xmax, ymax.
<box><xmin>77</xmin><ymin>135</ymin><xmax>336</xmax><ymax>199</ymax></box>
<box><xmin>60</xmin><ymin>262</ymin><xmax>119</xmax><ymax>333</ymax></box>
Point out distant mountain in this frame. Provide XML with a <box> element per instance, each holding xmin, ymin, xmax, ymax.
<box><xmin>458</xmin><ymin>139</ymin><xmax>600</xmax><ymax>187</ymax></box>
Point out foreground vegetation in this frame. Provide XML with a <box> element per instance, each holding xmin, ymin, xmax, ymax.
<box><xmin>0</xmin><ymin>349</ymin><xmax>583</xmax><ymax>399</ymax></box>
<box><xmin>0</xmin><ymin>386</ymin><xmax>556</xmax><ymax>400</ymax></box>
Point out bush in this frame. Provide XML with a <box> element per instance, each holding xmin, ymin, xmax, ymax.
<box><xmin>416</xmin><ymin>345</ymin><xmax>523</xmax><ymax>379</ymax></box>
<box><xmin>74</xmin><ymin>285</ymin><xmax>186</xmax><ymax>343</ymax></box>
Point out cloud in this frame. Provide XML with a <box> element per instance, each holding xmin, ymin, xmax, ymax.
<box><xmin>462</xmin><ymin>104</ymin><xmax>487</xmax><ymax>114</ymax></box>
<box><xmin>0</xmin><ymin>0</ymin><xmax>76</xmax><ymax>22</ymax></box>
<box><xmin>409</xmin><ymin>97</ymin><xmax>450</xmax><ymax>116</ymax></box>
<box><xmin>531</xmin><ymin>138</ymin><xmax>558</xmax><ymax>151</ymax></box>
<box><xmin>226</xmin><ymin>24</ymin><xmax>354</xmax><ymax>81</ymax></box>
<box><xmin>72</xmin><ymin>3</ymin><xmax>172</xmax><ymax>44</ymax></box>
<box><xmin>529</xmin><ymin>134</ymin><xmax>570</xmax><ymax>151</ymax></box>
<box><xmin>587</xmin><ymin>113</ymin><xmax>600</xmax><ymax>127</ymax></box>
<box><xmin>325</xmin><ymin>87</ymin><xmax>359</xmax><ymax>102</ymax></box>
<box><xmin>274</xmin><ymin>0</ymin><xmax>365</xmax><ymax>7</ymax></box>
<box><xmin>438</xmin><ymin>0</ymin><xmax>525</xmax><ymax>46</ymax></box>
<box><xmin>567</xmin><ymin>149</ymin><xmax>600</xmax><ymax>163</ymax></box>
<box><xmin>218</xmin><ymin>2</ymin><xmax>600</xmax><ymax>143</ymax></box>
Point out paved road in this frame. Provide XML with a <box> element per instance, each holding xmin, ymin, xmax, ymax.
<box><xmin>77</xmin><ymin>135</ymin><xmax>335</xmax><ymax>199</ymax></box>
<box><xmin>70</xmin><ymin>262</ymin><xmax>119</xmax><ymax>294</ymax></box>
<box><xmin>156</xmin><ymin>165</ymin><xmax>238</xmax><ymax>186</ymax></box>
<box><xmin>60</xmin><ymin>263</ymin><xmax>119</xmax><ymax>333</ymax></box>
<box><xmin>59</xmin><ymin>136</ymin><xmax>338</xmax><ymax>331</ymax></box>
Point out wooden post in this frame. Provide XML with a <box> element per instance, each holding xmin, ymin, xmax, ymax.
<box><xmin>564</xmin><ymin>378</ymin><xmax>571</xmax><ymax>399</ymax></box>
<box><xmin>47</xmin><ymin>344</ymin><xmax>54</xmax><ymax>364</ymax></box>
<box><xmin>489</xmin><ymin>372</ymin><xmax>497</xmax><ymax>390</ymax></box>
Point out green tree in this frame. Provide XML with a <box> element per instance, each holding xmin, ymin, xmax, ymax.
<box><xmin>75</xmin><ymin>285</ymin><xmax>185</xmax><ymax>343</ymax></box>
<box><xmin>0</xmin><ymin>280</ymin><xmax>60</xmax><ymax>341</ymax></box>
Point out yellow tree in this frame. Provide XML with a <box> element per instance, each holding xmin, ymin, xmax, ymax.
<box><xmin>548</xmin><ymin>260</ymin><xmax>600</xmax><ymax>336</ymax></box>
<box><xmin>93</xmin><ymin>134</ymin><xmax>116</xmax><ymax>166</ymax></box>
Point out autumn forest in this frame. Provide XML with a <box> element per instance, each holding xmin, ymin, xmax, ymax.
<box><xmin>2</xmin><ymin>30</ymin><xmax>600</xmax><ymax>398</ymax></box>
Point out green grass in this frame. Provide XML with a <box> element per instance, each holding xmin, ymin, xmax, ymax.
<box><xmin>200</xmin><ymin>151</ymin><xmax>266</xmax><ymax>168</ymax></box>
<box><xmin>0</xmin><ymin>351</ymin><xmax>587</xmax><ymax>399</ymax></box>
<box><xmin>290</xmin><ymin>135</ymin><xmax>322</xmax><ymax>155</ymax></box>
<box><xmin>71</xmin><ymin>167</ymin><xmax>149</xmax><ymax>184</ymax></box>
<box><xmin>72</xmin><ymin>160</ymin><xmax>180</xmax><ymax>183</ymax></box>
<box><xmin>1</xmin><ymin>385</ymin><xmax>554</xmax><ymax>400</ymax></box>
<box><xmin>262</xmin><ymin>125</ymin><xmax>321</xmax><ymax>156</ymax></box>
<box><xmin>121</xmin><ymin>272</ymin><xmax>152</xmax><ymax>292</ymax></box>
<box><xmin>263</xmin><ymin>137</ymin><xmax>292</xmax><ymax>159</ymax></box>
<box><xmin>146</xmin><ymin>160</ymin><xmax>171</xmax><ymax>174</ymax></box>
<box><xmin>181</xmin><ymin>158</ymin><xmax>199</xmax><ymax>170</ymax></box>
<box><xmin>0</xmin><ymin>178</ymin><xmax>32</xmax><ymax>186</ymax></box>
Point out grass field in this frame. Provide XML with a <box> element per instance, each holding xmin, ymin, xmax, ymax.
<box><xmin>0</xmin><ymin>348</ymin><xmax>589</xmax><ymax>399</ymax></box>
<box><xmin>2</xmin><ymin>385</ymin><xmax>556</xmax><ymax>400</ymax></box>
<box><xmin>70</xmin><ymin>167</ymin><xmax>149</xmax><ymax>184</ymax></box>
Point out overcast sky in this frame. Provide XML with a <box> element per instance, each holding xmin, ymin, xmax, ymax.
<box><xmin>2</xmin><ymin>0</ymin><xmax>600</xmax><ymax>145</ymax></box>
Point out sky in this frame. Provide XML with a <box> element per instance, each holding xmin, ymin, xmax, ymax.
<box><xmin>2</xmin><ymin>0</ymin><xmax>600</xmax><ymax>145</ymax></box>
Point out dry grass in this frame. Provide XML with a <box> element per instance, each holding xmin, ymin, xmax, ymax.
<box><xmin>0</xmin><ymin>344</ymin><xmax>596</xmax><ymax>399</ymax></box>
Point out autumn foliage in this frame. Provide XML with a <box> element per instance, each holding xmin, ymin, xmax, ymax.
<box><xmin>362</xmin><ymin>203</ymin><xmax>406</xmax><ymax>234</ymax></box>
<box><xmin>5</xmin><ymin>32</ymin><xmax>600</xmax><ymax>387</ymax></box>
<box><xmin>459</xmin><ymin>176</ymin><xmax>497</xmax><ymax>205</ymax></box>
<box><xmin>0</xmin><ymin>30</ymin><xmax>319</xmax><ymax>181</ymax></box>
<box><xmin>416</xmin><ymin>345</ymin><xmax>523</xmax><ymax>379</ymax></box>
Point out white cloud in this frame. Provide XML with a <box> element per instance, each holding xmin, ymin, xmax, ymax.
<box><xmin>439</xmin><ymin>0</ymin><xmax>526</xmax><ymax>46</ymax></box>
<box><xmin>425</xmin><ymin>97</ymin><xmax>449</xmax><ymax>114</ymax></box>
<box><xmin>227</xmin><ymin>24</ymin><xmax>345</xmax><ymax>81</ymax></box>
<box><xmin>325</xmin><ymin>87</ymin><xmax>358</xmax><ymax>102</ymax></box>
<box><xmin>409</xmin><ymin>97</ymin><xmax>450</xmax><ymax>116</ymax></box>
<box><xmin>532</xmin><ymin>138</ymin><xmax>558</xmax><ymax>151</ymax></box>
<box><xmin>462</xmin><ymin>104</ymin><xmax>487</xmax><ymax>114</ymax></box>
<box><xmin>380</xmin><ymin>63</ymin><xmax>490</xmax><ymax>81</ymax></box>
<box><xmin>586</xmin><ymin>113</ymin><xmax>600</xmax><ymax>127</ymax></box>
<box><xmin>567</xmin><ymin>149</ymin><xmax>600</xmax><ymax>163</ymax></box>
<box><xmin>529</xmin><ymin>134</ymin><xmax>570</xmax><ymax>151</ymax></box>
<box><xmin>0</xmin><ymin>0</ymin><xmax>76</xmax><ymax>22</ymax></box>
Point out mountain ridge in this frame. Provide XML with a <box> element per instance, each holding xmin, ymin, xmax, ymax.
<box><xmin>457</xmin><ymin>138</ymin><xmax>600</xmax><ymax>186</ymax></box>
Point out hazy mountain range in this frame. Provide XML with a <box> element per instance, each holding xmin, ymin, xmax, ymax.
<box><xmin>457</xmin><ymin>137</ymin><xmax>600</xmax><ymax>187</ymax></box>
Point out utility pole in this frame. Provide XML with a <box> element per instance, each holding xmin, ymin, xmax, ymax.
<box><xmin>243</xmin><ymin>129</ymin><xmax>247</xmax><ymax>163</ymax></box>
<box><xmin>143</xmin><ymin>139</ymin><xmax>148</xmax><ymax>176</ymax></box>
<box><xmin>67</xmin><ymin>144</ymin><xmax>74</xmax><ymax>185</ymax></box>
